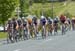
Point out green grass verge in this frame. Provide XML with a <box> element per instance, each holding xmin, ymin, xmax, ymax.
<box><xmin>0</xmin><ymin>32</ymin><xmax>7</xmax><ymax>39</ymax></box>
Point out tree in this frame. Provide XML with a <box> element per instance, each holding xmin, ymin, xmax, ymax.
<box><xmin>0</xmin><ymin>0</ymin><xmax>18</xmax><ymax>24</ymax></box>
<box><xmin>64</xmin><ymin>12</ymin><xmax>72</xmax><ymax>18</ymax></box>
<box><xmin>0</xmin><ymin>0</ymin><xmax>18</xmax><ymax>31</ymax></box>
<box><xmin>19</xmin><ymin>0</ymin><xmax>31</xmax><ymax>17</ymax></box>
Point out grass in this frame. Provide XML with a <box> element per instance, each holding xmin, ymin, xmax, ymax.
<box><xmin>68</xmin><ymin>2</ymin><xmax>75</xmax><ymax>16</ymax></box>
<box><xmin>30</xmin><ymin>1</ymin><xmax>75</xmax><ymax>17</ymax></box>
<box><xmin>0</xmin><ymin>32</ymin><xmax>7</xmax><ymax>39</ymax></box>
<box><xmin>55</xmin><ymin>2</ymin><xmax>75</xmax><ymax>16</ymax></box>
<box><xmin>30</xmin><ymin>2</ymin><xmax>64</xmax><ymax>15</ymax></box>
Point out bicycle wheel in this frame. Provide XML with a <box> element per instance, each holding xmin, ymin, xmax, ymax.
<box><xmin>62</xmin><ymin>25</ymin><xmax>65</xmax><ymax>35</ymax></box>
<box><xmin>42</xmin><ymin>26</ymin><xmax>46</xmax><ymax>39</ymax></box>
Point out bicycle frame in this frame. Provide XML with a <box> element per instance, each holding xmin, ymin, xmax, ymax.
<box><xmin>61</xmin><ymin>24</ymin><xmax>66</xmax><ymax>35</ymax></box>
<box><xmin>23</xmin><ymin>27</ymin><xmax>28</xmax><ymax>40</ymax></box>
<box><xmin>42</xmin><ymin>25</ymin><xmax>46</xmax><ymax>39</ymax></box>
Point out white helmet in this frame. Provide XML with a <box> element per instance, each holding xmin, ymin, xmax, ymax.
<box><xmin>41</xmin><ymin>16</ymin><xmax>45</xmax><ymax>19</ymax></box>
<box><xmin>54</xmin><ymin>18</ymin><xmax>57</xmax><ymax>20</ymax></box>
<box><xmin>24</xmin><ymin>19</ymin><xmax>27</xmax><ymax>22</ymax></box>
<box><xmin>8</xmin><ymin>18</ymin><xmax>11</xmax><ymax>20</ymax></box>
<box><xmin>22</xmin><ymin>17</ymin><xmax>25</xmax><ymax>19</ymax></box>
<box><xmin>48</xmin><ymin>17</ymin><xmax>51</xmax><ymax>19</ymax></box>
<box><xmin>18</xmin><ymin>17</ymin><xmax>21</xmax><ymax>20</ymax></box>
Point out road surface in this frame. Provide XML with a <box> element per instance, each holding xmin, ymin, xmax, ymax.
<box><xmin>0</xmin><ymin>30</ymin><xmax>75</xmax><ymax>51</ymax></box>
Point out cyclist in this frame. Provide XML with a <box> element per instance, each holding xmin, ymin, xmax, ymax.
<box><xmin>60</xmin><ymin>15</ymin><xmax>66</xmax><ymax>35</ymax></box>
<box><xmin>22</xmin><ymin>18</ymin><xmax>28</xmax><ymax>40</ymax></box>
<box><xmin>72</xmin><ymin>17</ymin><xmax>75</xmax><ymax>30</ymax></box>
<box><xmin>17</xmin><ymin>18</ymin><xmax>22</xmax><ymax>40</ymax></box>
<box><xmin>47</xmin><ymin>17</ymin><xmax>53</xmax><ymax>36</ymax></box>
<box><xmin>7</xmin><ymin>18</ymin><xmax>13</xmax><ymax>43</ymax></box>
<box><xmin>32</xmin><ymin>16</ymin><xmax>38</xmax><ymax>38</ymax></box>
<box><xmin>12</xmin><ymin>17</ymin><xmax>18</xmax><ymax>42</ymax></box>
<box><xmin>40</xmin><ymin>16</ymin><xmax>46</xmax><ymax>39</ymax></box>
<box><xmin>66</xmin><ymin>18</ymin><xmax>71</xmax><ymax>31</ymax></box>
<box><xmin>53</xmin><ymin>17</ymin><xmax>59</xmax><ymax>35</ymax></box>
<box><xmin>27</xmin><ymin>16</ymin><xmax>33</xmax><ymax>38</ymax></box>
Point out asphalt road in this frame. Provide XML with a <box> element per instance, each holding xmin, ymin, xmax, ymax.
<box><xmin>0</xmin><ymin>30</ymin><xmax>75</xmax><ymax>51</ymax></box>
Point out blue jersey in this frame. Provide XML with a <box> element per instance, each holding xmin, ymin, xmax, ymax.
<box><xmin>40</xmin><ymin>18</ymin><xmax>46</xmax><ymax>25</ymax></box>
<box><xmin>48</xmin><ymin>19</ymin><xmax>52</xmax><ymax>24</ymax></box>
<box><xmin>23</xmin><ymin>20</ymin><xmax>27</xmax><ymax>27</ymax></box>
<box><xmin>67</xmin><ymin>20</ymin><xmax>70</xmax><ymax>24</ymax></box>
<box><xmin>53</xmin><ymin>19</ymin><xmax>59</xmax><ymax>24</ymax></box>
<box><xmin>17</xmin><ymin>19</ymin><xmax>22</xmax><ymax>26</ymax></box>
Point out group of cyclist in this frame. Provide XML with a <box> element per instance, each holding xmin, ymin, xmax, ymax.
<box><xmin>6</xmin><ymin>14</ymin><xmax>75</xmax><ymax>43</ymax></box>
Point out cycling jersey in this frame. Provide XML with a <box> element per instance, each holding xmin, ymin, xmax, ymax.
<box><xmin>60</xmin><ymin>15</ymin><xmax>66</xmax><ymax>23</ymax></box>
<box><xmin>27</xmin><ymin>18</ymin><xmax>32</xmax><ymax>25</ymax></box>
<box><xmin>53</xmin><ymin>19</ymin><xmax>59</xmax><ymax>24</ymax></box>
<box><xmin>23</xmin><ymin>20</ymin><xmax>27</xmax><ymax>27</ymax></box>
<box><xmin>67</xmin><ymin>19</ymin><xmax>70</xmax><ymax>24</ymax></box>
<box><xmin>17</xmin><ymin>19</ymin><xmax>22</xmax><ymax>26</ymax></box>
<box><xmin>72</xmin><ymin>19</ymin><xmax>75</xmax><ymax>23</ymax></box>
<box><xmin>8</xmin><ymin>20</ymin><xmax>12</xmax><ymax>29</ymax></box>
<box><xmin>32</xmin><ymin>17</ymin><xmax>37</xmax><ymax>25</ymax></box>
<box><xmin>12</xmin><ymin>20</ymin><xmax>17</xmax><ymax>29</ymax></box>
<box><xmin>47</xmin><ymin>19</ymin><xmax>52</xmax><ymax>24</ymax></box>
<box><xmin>40</xmin><ymin>18</ymin><xmax>46</xmax><ymax>25</ymax></box>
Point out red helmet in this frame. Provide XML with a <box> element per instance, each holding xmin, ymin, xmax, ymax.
<box><xmin>60</xmin><ymin>15</ymin><xmax>66</xmax><ymax>21</ymax></box>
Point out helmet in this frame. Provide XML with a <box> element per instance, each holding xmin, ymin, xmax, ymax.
<box><xmin>8</xmin><ymin>18</ymin><xmax>11</xmax><ymax>21</ymax></box>
<box><xmin>18</xmin><ymin>17</ymin><xmax>21</xmax><ymax>20</ymax></box>
<box><xmin>22</xmin><ymin>17</ymin><xmax>25</xmax><ymax>19</ymax></box>
<box><xmin>33</xmin><ymin>16</ymin><xmax>37</xmax><ymax>20</ymax></box>
<box><xmin>54</xmin><ymin>18</ymin><xmax>57</xmax><ymax>20</ymax></box>
<box><xmin>56</xmin><ymin>16</ymin><xmax>59</xmax><ymax>20</ymax></box>
<box><xmin>48</xmin><ymin>17</ymin><xmax>52</xmax><ymax>21</ymax></box>
<box><xmin>72</xmin><ymin>17</ymin><xmax>75</xmax><ymax>20</ymax></box>
<box><xmin>24</xmin><ymin>19</ymin><xmax>27</xmax><ymax>22</ymax></box>
<box><xmin>33</xmin><ymin>15</ymin><xmax>36</xmax><ymax>18</ymax></box>
<box><xmin>27</xmin><ymin>18</ymin><xmax>32</xmax><ymax>24</ymax></box>
<box><xmin>41</xmin><ymin>16</ymin><xmax>45</xmax><ymax>19</ymax></box>
<box><xmin>48</xmin><ymin>17</ymin><xmax>51</xmax><ymax>19</ymax></box>
<box><xmin>12</xmin><ymin>17</ymin><xmax>16</xmax><ymax>21</ymax></box>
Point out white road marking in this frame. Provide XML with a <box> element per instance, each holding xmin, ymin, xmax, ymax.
<box><xmin>14</xmin><ymin>49</ymin><xmax>21</xmax><ymax>51</ymax></box>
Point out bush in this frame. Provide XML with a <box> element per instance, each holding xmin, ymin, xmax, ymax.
<box><xmin>64</xmin><ymin>12</ymin><xmax>72</xmax><ymax>18</ymax></box>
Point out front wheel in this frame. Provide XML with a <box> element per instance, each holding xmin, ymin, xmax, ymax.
<box><xmin>42</xmin><ymin>26</ymin><xmax>46</xmax><ymax>39</ymax></box>
<box><xmin>61</xmin><ymin>25</ymin><xmax>66</xmax><ymax>35</ymax></box>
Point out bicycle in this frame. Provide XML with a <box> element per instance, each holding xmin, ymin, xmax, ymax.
<box><xmin>16</xmin><ymin>26</ymin><xmax>22</xmax><ymax>41</ymax></box>
<box><xmin>61</xmin><ymin>24</ymin><xmax>66</xmax><ymax>35</ymax></box>
<box><xmin>54</xmin><ymin>23</ymin><xmax>58</xmax><ymax>35</ymax></box>
<box><xmin>33</xmin><ymin>24</ymin><xmax>38</xmax><ymax>38</ymax></box>
<box><xmin>7</xmin><ymin>28</ymin><xmax>16</xmax><ymax>43</ymax></box>
<box><xmin>42</xmin><ymin>25</ymin><xmax>46</xmax><ymax>39</ymax></box>
<box><xmin>48</xmin><ymin>24</ymin><xmax>53</xmax><ymax>36</ymax></box>
<box><xmin>23</xmin><ymin>27</ymin><xmax>28</xmax><ymax>40</ymax></box>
